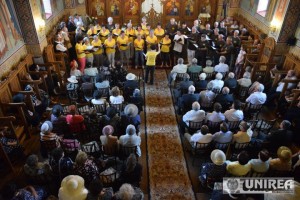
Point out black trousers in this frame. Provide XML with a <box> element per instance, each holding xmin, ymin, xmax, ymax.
<box><xmin>145</xmin><ymin>65</ymin><xmax>155</xmax><ymax>84</ymax></box>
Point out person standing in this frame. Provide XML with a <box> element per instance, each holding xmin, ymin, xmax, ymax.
<box><xmin>173</xmin><ymin>30</ymin><xmax>185</xmax><ymax>65</ymax></box>
<box><xmin>134</xmin><ymin>34</ymin><xmax>145</xmax><ymax>69</ymax></box>
<box><xmin>75</xmin><ymin>36</ymin><xmax>87</xmax><ymax>73</ymax></box>
<box><xmin>145</xmin><ymin>44</ymin><xmax>160</xmax><ymax>85</ymax></box>
<box><xmin>104</xmin><ymin>33</ymin><xmax>116</xmax><ymax>68</ymax></box>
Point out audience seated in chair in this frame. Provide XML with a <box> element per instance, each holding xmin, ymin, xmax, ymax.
<box><xmin>87</xmin><ymin>178</ymin><xmax>114</xmax><ymax>200</ymax></box>
<box><xmin>246</xmin><ymin>83</ymin><xmax>266</xmax><ymax>105</ymax></box>
<box><xmin>188</xmin><ymin>58</ymin><xmax>202</xmax><ymax>74</ymax></box>
<box><xmin>119</xmin><ymin>125</ymin><xmax>141</xmax><ymax>157</ymax></box>
<box><xmin>206</xmin><ymin>103</ymin><xmax>225</xmax><ymax>123</ymax></box>
<box><xmin>110</xmin><ymin>86</ymin><xmax>124</xmax><ymax>104</ymax></box>
<box><xmin>224</xmin><ymin>72</ymin><xmax>237</xmax><ymax>93</ymax></box>
<box><xmin>119</xmin><ymin>153</ymin><xmax>142</xmax><ymax>187</ymax></box>
<box><xmin>178</xmin><ymin>85</ymin><xmax>200</xmax><ymax>114</ymax></box>
<box><xmin>128</xmin><ymin>89</ymin><xmax>144</xmax><ymax>113</ymax></box>
<box><xmin>199</xmin><ymin>149</ymin><xmax>227</xmax><ymax>187</ymax></box>
<box><xmin>214</xmin><ymin>56</ymin><xmax>229</xmax><ymax>74</ymax></box>
<box><xmin>249</xmin><ymin>149</ymin><xmax>270</xmax><ymax>174</ymax></box>
<box><xmin>212</xmin><ymin>122</ymin><xmax>233</xmax><ymax>143</ymax></box>
<box><xmin>114</xmin><ymin>183</ymin><xmax>144</xmax><ymax>200</ymax></box>
<box><xmin>199</xmin><ymin>82</ymin><xmax>216</xmax><ymax>110</ymax></box>
<box><xmin>24</xmin><ymin>154</ymin><xmax>52</xmax><ymax>183</ymax></box>
<box><xmin>237</xmin><ymin>72</ymin><xmax>252</xmax><ymax>87</ymax></box>
<box><xmin>270</xmin><ymin>146</ymin><xmax>292</xmax><ymax>172</ymax></box>
<box><xmin>5</xmin><ymin>184</ymin><xmax>48</xmax><ymax>200</ymax></box>
<box><xmin>95</xmin><ymin>73</ymin><xmax>110</xmax><ymax>89</ymax></box>
<box><xmin>173</xmin><ymin>73</ymin><xmax>194</xmax><ymax>100</ymax></box>
<box><xmin>184</xmin><ymin>125</ymin><xmax>213</xmax><ymax>148</ymax></box>
<box><xmin>232</xmin><ymin>121</ymin><xmax>253</xmax><ymax>143</ymax></box>
<box><xmin>209</xmin><ymin>73</ymin><xmax>224</xmax><ymax>90</ymax></box>
<box><xmin>226</xmin><ymin>151</ymin><xmax>251</xmax><ymax>176</ymax></box>
<box><xmin>120</xmin><ymin>104</ymin><xmax>141</xmax><ymax>133</ymax></box>
<box><xmin>100</xmin><ymin>107</ymin><xmax>120</xmax><ymax>135</ymax></box>
<box><xmin>214</xmin><ymin>87</ymin><xmax>234</xmax><ymax>111</ymax></box>
<box><xmin>195</xmin><ymin>73</ymin><xmax>208</xmax><ymax>90</ymax></box>
<box><xmin>0</xmin><ymin>127</ymin><xmax>24</xmax><ymax>158</ymax></box>
<box><xmin>224</xmin><ymin>100</ymin><xmax>244</xmax><ymax>122</ymax></box>
<box><xmin>168</xmin><ymin>58</ymin><xmax>188</xmax><ymax>85</ymax></box>
<box><xmin>180</xmin><ymin>102</ymin><xmax>205</xmax><ymax>134</ymax></box>
<box><xmin>91</xmin><ymin>90</ymin><xmax>108</xmax><ymax>106</ymax></box>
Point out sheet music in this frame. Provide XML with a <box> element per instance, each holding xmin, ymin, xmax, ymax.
<box><xmin>206</xmin><ymin>35</ymin><xmax>211</xmax><ymax>40</ymax></box>
<box><xmin>193</xmin><ymin>44</ymin><xmax>199</xmax><ymax>48</ymax></box>
<box><xmin>187</xmin><ymin>27</ymin><xmax>191</xmax><ymax>32</ymax></box>
<box><xmin>183</xmin><ymin>35</ymin><xmax>188</xmax><ymax>39</ymax></box>
<box><xmin>86</xmin><ymin>46</ymin><xmax>94</xmax><ymax>51</ymax></box>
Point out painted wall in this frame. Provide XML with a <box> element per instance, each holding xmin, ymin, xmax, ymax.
<box><xmin>289</xmin><ymin>21</ymin><xmax>300</xmax><ymax>59</ymax></box>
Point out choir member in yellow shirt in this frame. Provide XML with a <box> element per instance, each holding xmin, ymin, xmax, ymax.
<box><xmin>154</xmin><ymin>23</ymin><xmax>165</xmax><ymax>43</ymax></box>
<box><xmin>145</xmin><ymin>44</ymin><xmax>160</xmax><ymax>84</ymax></box>
<box><xmin>91</xmin><ymin>35</ymin><xmax>103</xmax><ymax>67</ymax></box>
<box><xmin>112</xmin><ymin>23</ymin><xmax>121</xmax><ymax>38</ymax></box>
<box><xmin>146</xmin><ymin>30</ymin><xmax>158</xmax><ymax>51</ymax></box>
<box><xmin>160</xmin><ymin>33</ymin><xmax>172</xmax><ymax>68</ymax></box>
<box><xmin>75</xmin><ymin>36</ymin><xmax>87</xmax><ymax>72</ymax></box>
<box><xmin>125</xmin><ymin>23</ymin><xmax>135</xmax><ymax>58</ymax></box>
<box><xmin>117</xmin><ymin>31</ymin><xmax>130</xmax><ymax>68</ymax></box>
<box><xmin>141</xmin><ymin>17</ymin><xmax>147</xmax><ymax>31</ymax></box>
<box><xmin>144</xmin><ymin>24</ymin><xmax>151</xmax><ymax>38</ymax></box>
<box><xmin>104</xmin><ymin>33</ymin><xmax>116</xmax><ymax>67</ymax></box>
<box><xmin>134</xmin><ymin>34</ymin><xmax>145</xmax><ymax>69</ymax></box>
<box><xmin>87</xmin><ymin>25</ymin><xmax>98</xmax><ymax>37</ymax></box>
<box><xmin>135</xmin><ymin>25</ymin><xmax>144</xmax><ymax>39</ymax></box>
<box><xmin>99</xmin><ymin>25</ymin><xmax>110</xmax><ymax>43</ymax></box>
<box><xmin>83</xmin><ymin>37</ymin><xmax>94</xmax><ymax>65</ymax></box>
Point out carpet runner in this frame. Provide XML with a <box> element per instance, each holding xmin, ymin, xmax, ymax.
<box><xmin>145</xmin><ymin>70</ymin><xmax>195</xmax><ymax>200</ymax></box>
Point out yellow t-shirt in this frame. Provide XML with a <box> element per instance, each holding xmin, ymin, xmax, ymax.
<box><xmin>125</xmin><ymin>29</ymin><xmax>135</xmax><ymax>42</ymax></box>
<box><xmin>161</xmin><ymin>38</ymin><xmax>172</xmax><ymax>53</ymax></box>
<box><xmin>135</xmin><ymin>30</ymin><xmax>144</xmax><ymax>38</ymax></box>
<box><xmin>144</xmin><ymin>29</ymin><xmax>150</xmax><ymax>37</ymax></box>
<box><xmin>146</xmin><ymin>51</ymin><xmax>159</xmax><ymax>66</ymax></box>
<box><xmin>117</xmin><ymin>36</ymin><xmax>129</xmax><ymax>51</ymax></box>
<box><xmin>87</xmin><ymin>29</ymin><xmax>98</xmax><ymax>36</ymax></box>
<box><xmin>91</xmin><ymin>40</ymin><xmax>103</xmax><ymax>54</ymax></box>
<box><xmin>112</xmin><ymin>29</ymin><xmax>121</xmax><ymax>37</ymax></box>
<box><xmin>134</xmin><ymin>39</ymin><xmax>144</xmax><ymax>51</ymax></box>
<box><xmin>154</xmin><ymin>28</ymin><xmax>165</xmax><ymax>42</ymax></box>
<box><xmin>104</xmin><ymin>39</ymin><xmax>116</xmax><ymax>54</ymax></box>
<box><xmin>99</xmin><ymin>29</ymin><xmax>110</xmax><ymax>43</ymax></box>
<box><xmin>146</xmin><ymin>35</ymin><xmax>158</xmax><ymax>48</ymax></box>
<box><xmin>85</xmin><ymin>44</ymin><xmax>93</xmax><ymax>58</ymax></box>
<box><xmin>75</xmin><ymin>43</ymin><xmax>87</xmax><ymax>58</ymax></box>
<box><xmin>141</xmin><ymin>23</ymin><xmax>147</xmax><ymax>30</ymax></box>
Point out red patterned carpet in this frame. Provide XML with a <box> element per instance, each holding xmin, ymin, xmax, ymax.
<box><xmin>144</xmin><ymin>69</ymin><xmax>195</xmax><ymax>200</ymax></box>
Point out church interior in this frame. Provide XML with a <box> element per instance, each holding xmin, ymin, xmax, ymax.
<box><xmin>0</xmin><ymin>0</ymin><xmax>300</xmax><ymax>199</ymax></box>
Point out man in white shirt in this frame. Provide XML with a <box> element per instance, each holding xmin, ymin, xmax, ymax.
<box><xmin>209</xmin><ymin>72</ymin><xmax>224</xmax><ymax>91</ymax></box>
<box><xmin>224</xmin><ymin>100</ymin><xmax>244</xmax><ymax>121</ymax></box>
<box><xmin>276</xmin><ymin>70</ymin><xmax>297</xmax><ymax>92</ymax></box>
<box><xmin>173</xmin><ymin>30</ymin><xmax>185</xmax><ymax>64</ymax></box>
<box><xmin>54</xmin><ymin>35</ymin><xmax>67</xmax><ymax>53</ymax></box>
<box><xmin>246</xmin><ymin>83</ymin><xmax>267</xmax><ymax>105</ymax></box>
<box><xmin>168</xmin><ymin>58</ymin><xmax>187</xmax><ymax>84</ymax></box>
<box><xmin>214</xmin><ymin>56</ymin><xmax>229</xmax><ymax>73</ymax></box>
<box><xmin>237</xmin><ymin>72</ymin><xmax>252</xmax><ymax>87</ymax></box>
<box><xmin>180</xmin><ymin>102</ymin><xmax>205</xmax><ymax>133</ymax></box>
<box><xmin>184</xmin><ymin>125</ymin><xmax>213</xmax><ymax>148</ymax></box>
<box><xmin>206</xmin><ymin>103</ymin><xmax>225</xmax><ymax>122</ymax></box>
<box><xmin>119</xmin><ymin>124</ymin><xmax>141</xmax><ymax>157</ymax></box>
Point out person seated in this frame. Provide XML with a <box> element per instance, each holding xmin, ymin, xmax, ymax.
<box><xmin>224</xmin><ymin>100</ymin><xmax>244</xmax><ymax>122</ymax></box>
<box><xmin>173</xmin><ymin>73</ymin><xmax>194</xmax><ymax>100</ymax></box>
<box><xmin>81</xmin><ymin>75</ymin><xmax>94</xmax><ymax>91</ymax></box>
<box><xmin>180</xmin><ymin>102</ymin><xmax>206</xmax><ymax>134</ymax></box>
<box><xmin>199</xmin><ymin>150</ymin><xmax>227</xmax><ymax>186</ymax></box>
<box><xmin>284</xmin><ymin>100</ymin><xmax>300</xmax><ymax>132</ymax></box>
<box><xmin>66</xmin><ymin>105</ymin><xmax>85</xmax><ymax>133</ymax></box>
<box><xmin>184</xmin><ymin>125</ymin><xmax>213</xmax><ymax>147</ymax></box>
<box><xmin>178</xmin><ymin>85</ymin><xmax>200</xmax><ymax>114</ymax></box>
<box><xmin>91</xmin><ymin>90</ymin><xmax>108</xmax><ymax>106</ymax></box>
<box><xmin>246</xmin><ymin>83</ymin><xmax>267</xmax><ymax>105</ymax></box>
<box><xmin>248</xmin><ymin>81</ymin><xmax>261</xmax><ymax>95</ymax></box>
<box><xmin>120</xmin><ymin>104</ymin><xmax>141</xmax><ymax>134</ymax></box>
<box><xmin>124</xmin><ymin>73</ymin><xmax>139</xmax><ymax>90</ymax></box>
<box><xmin>87</xmin><ymin>179</ymin><xmax>114</xmax><ymax>200</ymax></box>
<box><xmin>40</xmin><ymin>121</ymin><xmax>61</xmax><ymax>148</ymax></box>
<box><xmin>58</xmin><ymin>175</ymin><xmax>88</xmax><ymax>200</ymax></box>
<box><xmin>195</xmin><ymin>73</ymin><xmax>208</xmax><ymax>90</ymax></box>
<box><xmin>109</xmin><ymin>86</ymin><xmax>124</xmax><ymax>104</ymax></box>
<box><xmin>188</xmin><ymin>58</ymin><xmax>202</xmax><ymax>73</ymax></box>
<box><xmin>230</xmin><ymin>20</ymin><xmax>239</xmax><ymax>29</ymax></box>
<box><xmin>73</xmin><ymin>151</ymin><xmax>99</xmax><ymax>185</ymax></box>
<box><xmin>0</xmin><ymin>127</ymin><xmax>24</xmax><ymax>158</ymax></box>
<box><xmin>226</xmin><ymin>151</ymin><xmax>251</xmax><ymax>176</ymax></box>
<box><xmin>206</xmin><ymin>103</ymin><xmax>225</xmax><ymax>123</ymax></box>
<box><xmin>84</xmin><ymin>62</ymin><xmax>98</xmax><ymax>77</ymax></box>
<box><xmin>7</xmin><ymin>184</ymin><xmax>48</xmax><ymax>200</ymax></box>
<box><xmin>100</xmin><ymin>125</ymin><xmax>118</xmax><ymax>147</ymax></box>
<box><xmin>168</xmin><ymin>58</ymin><xmax>188</xmax><ymax>85</ymax></box>
<box><xmin>257</xmin><ymin>120</ymin><xmax>293</xmax><ymax>151</ymax></box>
<box><xmin>128</xmin><ymin>89</ymin><xmax>144</xmax><ymax>113</ymax></box>
<box><xmin>209</xmin><ymin>73</ymin><xmax>224</xmax><ymax>90</ymax></box>
<box><xmin>249</xmin><ymin>149</ymin><xmax>270</xmax><ymax>173</ymax></box>
<box><xmin>214</xmin><ymin>87</ymin><xmax>234</xmax><ymax>111</ymax></box>
<box><xmin>24</xmin><ymin>154</ymin><xmax>52</xmax><ymax>182</ymax></box>
<box><xmin>120</xmin><ymin>153</ymin><xmax>142</xmax><ymax>187</ymax></box>
<box><xmin>119</xmin><ymin>125</ymin><xmax>142</xmax><ymax>157</ymax></box>
<box><xmin>199</xmin><ymin>82</ymin><xmax>216</xmax><ymax>108</ymax></box>
<box><xmin>214</xmin><ymin>56</ymin><xmax>229</xmax><ymax>73</ymax></box>
<box><xmin>224</xmin><ymin>72</ymin><xmax>237</xmax><ymax>92</ymax></box>
<box><xmin>66</xmin><ymin>75</ymin><xmax>79</xmax><ymax>96</ymax></box>
<box><xmin>237</xmin><ymin>72</ymin><xmax>252</xmax><ymax>87</ymax></box>
<box><xmin>111</xmin><ymin>61</ymin><xmax>128</xmax><ymax>87</ymax></box>
<box><xmin>70</xmin><ymin>60</ymin><xmax>82</xmax><ymax>77</ymax></box>
<box><xmin>232</xmin><ymin>121</ymin><xmax>253</xmax><ymax>144</ymax></box>
<box><xmin>270</xmin><ymin>146</ymin><xmax>292</xmax><ymax>171</ymax></box>
<box><xmin>49</xmin><ymin>148</ymin><xmax>73</xmax><ymax>184</ymax></box>
<box><xmin>213</xmin><ymin>122</ymin><xmax>233</xmax><ymax>143</ymax></box>
<box><xmin>114</xmin><ymin>183</ymin><xmax>144</xmax><ymax>200</ymax></box>
<box><xmin>203</xmin><ymin>60</ymin><xmax>214</xmax><ymax>73</ymax></box>
<box><xmin>99</xmin><ymin>107</ymin><xmax>120</xmax><ymax>134</ymax></box>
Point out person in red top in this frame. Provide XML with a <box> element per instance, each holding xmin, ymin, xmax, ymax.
<box><xmin>66</xmin><ymin>105</ymin><xmax>85</xmax><ymax>133</ymax></box>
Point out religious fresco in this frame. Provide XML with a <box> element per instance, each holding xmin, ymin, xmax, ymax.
<box><xmin>165</xmin><ymin>0</ymin><xmax>180</xmax><ymax>16</ymax></box>
<box><xmin>240</xmin><ymin>0</ymin><xmax>258</xmax><ymax>15</ymax></box>
<box><xmin>110</xmin><ymin>0</ymin><xmax>120</xmax><ymax>16</ymax></box>
<box><xmin>184</xmin><ymin>0</ymin><xmax>194</xmax><ymax>16</ymax></box>
<box><xmin>125</xmin><ymin>0</ymin><xmax>139</xmax><ymax>16</ymax></box>
<box><xmin>0</xmin><ymin>0</ymin><xmax>24</xmax><ymax>64</ymax></box>
<box><xmin>93</xmin><ymin>0</ymin><xmax>105</xmax><ymax>16</ymax></box>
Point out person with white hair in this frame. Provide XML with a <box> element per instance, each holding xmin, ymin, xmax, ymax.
<box><xmin>115</xmin><ymin>183</ymin><xmax>144</xmax><ymax>200</ymax></box>
<box><xmin>178</xmin><ymin>85</ymin><xmax>200</xmax><ymax>114</ymax></box>
<box><xmin>83</xmin><ymin>37</ymin><xmax>94</xmax><ymax>66</ymax></box>
<box><xmin>180</xmin><ymin>102</ymin><xmax>206</xmax><ymax>133</ymax></box>
<box><xmin>224</xmin><ymin>72</ymin><xmax>238</xmax><ymax>91</ymax></box>
<box><xmin>214</xmin><ymin>56</ymin><xmax>229</xmax><ymax>73</ymax></box>
<box><xmin>107</xmin><ymin>17</ymin><xmax>114</xmax><ymax>31</ymax></box>
<box><xmin>119</xmin><ymin>124</ymin><xmax>141</xmax><ymax>157</ymax></box>
<box><xmin>209</xmin><ymin>73</ymin><xmax>224</xmax><ymax>90</ymax></box>
<box><xmin>214</xmin><ymin>87</ymin><xmax>234</xmax><ymax>111</ymax></box>
<box><xmin>246</xmin><ymin>83</ymin><xmax>267</xmax><ymax>105</ymax></box>
<box><xmin>237</xmin><ymin>72</ymin><xmax>252</xmax><ymax>87</ymax></box>
<box><xmin>188</xmin><ymin>58</ymin><xmax>202</xmax><ymax>73</ymax></box>
<box><xmin>199</xmin><ymin>82</ymin><xmax>216</xmax><ymax>107</ymax></box>
<box><xmin>195</xmin><ymin>72</ymin><xmax>208</xmax><ymax>89</ymax></box>
<box><xmin>168</xmin><ymin>58</ymin><xmax>188</xmax><ymax>85</ymax></box>
<box><xmin>203</xmin><ymin>60</ymin><xmax>214</xmax><ymax>73</ymax></box>
<box><xmin>74</xmin><ymin>14</ymin><xmax>83</xmax><ymax>27</ymax></box>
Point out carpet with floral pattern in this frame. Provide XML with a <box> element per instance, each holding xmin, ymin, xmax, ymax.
<box><xmin>145</xmin><ymin>70</ymin><xmax>195</xmax><ymax>200</ymax></box>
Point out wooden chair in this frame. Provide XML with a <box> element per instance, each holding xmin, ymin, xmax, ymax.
<box><xmin>119</xmin><ymin>145</ymin><xmax>138</xmax><ymax>161</ymax></box>
<box><xmin>93</xmin><ymin>103</ymin><xmax>107</xmax><ymax>115</ymax></box>
<box><xmin>175</xmin><ymin>73</ymin><xmax>186</xmax><ymax>83</ymax></box>
<box><xmin>40</xmin><ymin>139</ymin><xmax>58</xmax><ymax>158</ymax></box>
<box><xmin>206</xmin><ymin>120</ymin><xmax>222</xmax><ymax>133</ymax></box>
<box><xmin>81</xmin><ymin>141</ymin><xmax>101</xmax><ymax>158</ymax></box>
<box><xmin>226</xmin><ymin>120</ymin><xmax>241</xmax><ymax>132</ymax></box>
<box><xmin>236</xmin><ymin>86</ymin><xmax>249</xmax><ymax>102</ymax></box>
<box><xmin>230</xmin><ymin>142</ymin><xmax>250</xmax><ymax>160</ymax></box>
<box><xmin>189</xmin><ymin>72</ymin><xmax>200</xmax><ymax>82</ymax></box>
<box><xmin>102</xmin><ymin>144</ymin><xmax>118</xmax><ymax>167</ymax></box>
<box><xmin>200</xmin><ymin>101</ymin><xmax>214</xmax><ymax>112</ymax></box>
<box><xmin>99</xmin><ymin>170</ymin><xmax>119</xmax><ymax>188</ymax></box>
<box><xmin>76</xmin><ymin>102</ymin><xmax>91</xmax><ymax>116</ymax></box>
<box><xmin>214</xmin><ymin>141</ymin><xmax>231</xmax><ymax>154</ymax></box>
<box><xmin>191</xmin><ymin>142</ymin><xmax>212</xmax><ymax>166</ymax></box>
<box><xmin>243</xmin><ymin>103</ymin><xmax>263</xmax><ymax>120</ymax></box>
<box><xmin>97</xmin><ymin>87</ymin><xmax>110</xmax><ymax>99</ymax></box>
<box><xmin>188</xmin><ymin>120</ymin><xmax>204</xmax><ymax>134</ymax></box>
<box><xmin>110</xmin><ymin>103</ymin><xmax>124</xmax><ymax>114</ymax></box>
<box><xmin>255</xmin><ymin>118</ymin><xmax>276</xmax><ymax>135</ymax></box>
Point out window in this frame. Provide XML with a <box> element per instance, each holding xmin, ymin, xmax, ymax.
<box><xmin>41</xmin><ymin>0</ymin><xmax>52</xmax><ymax>19</ymax></box>
<box><xmin>256</xmin><ymin>0</ymin><xmax>270</xmax><ymax>17</ymax></box>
